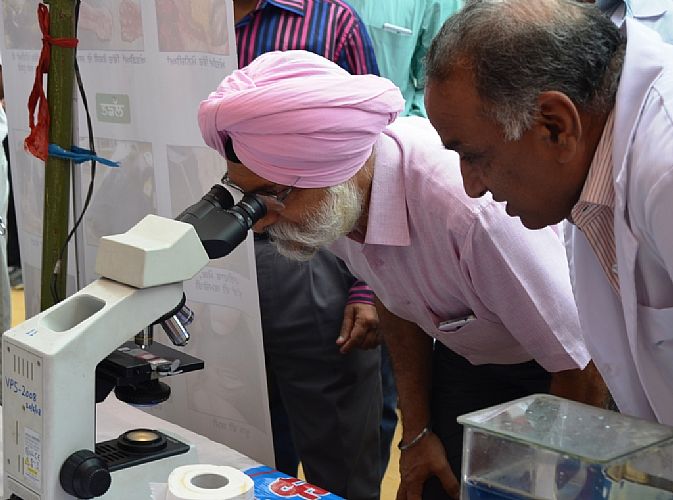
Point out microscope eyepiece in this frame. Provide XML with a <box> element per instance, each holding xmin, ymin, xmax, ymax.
<box><xmin>175</xmin><ymin>184</ymin><xmax>235</xmax><ymax>225</ymax></box>
<box><xmin>176</xmin><ymin>185</ymin><xmax>267</xmax><ymax>259</ymax></box>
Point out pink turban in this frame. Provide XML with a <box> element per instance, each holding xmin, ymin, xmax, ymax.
<box><xmin>198</xmin><ymin>50</ymin><xmax>404</xmax><ymax>188</ymax></box>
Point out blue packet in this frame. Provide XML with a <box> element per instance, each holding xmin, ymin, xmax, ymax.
<box><xmin>244</xmin><ymin>466</ymin><xmax>344</xmax><ymax>499</ymax></box>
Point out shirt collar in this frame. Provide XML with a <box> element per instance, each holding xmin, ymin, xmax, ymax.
<box><xmin>359</xmin><ymin>131</ymin><xmax>411</xmax><ymax>247</ymax></box>
<box><xmin>627</xmin><ymin>0</ymin><xmax>669</xmax><ymax>19</ymax></box>
<box><xmin>257</xmin><ymin>0</ymin><xmax>307</xmax><ymax>16</ymax></box>
<box><xmin>570</xmin><ymin>110</ymin><xmax>616</xmax><ymax>218</ymax></box>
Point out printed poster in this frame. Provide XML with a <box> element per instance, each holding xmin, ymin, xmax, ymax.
<box><xmin>0</xmin><ymin>0</ymin><xmax>273</xmax><ymax>465</ymax></box>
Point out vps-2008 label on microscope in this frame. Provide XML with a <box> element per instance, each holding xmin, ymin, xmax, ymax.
<box><xmin>4</xmin><ymin>377</ymin><xmax>42</xmax><ymax>416</ymax></box>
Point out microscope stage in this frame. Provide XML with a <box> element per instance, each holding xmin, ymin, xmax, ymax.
<box><xmin>97</xmin><ymin>341</ymin><xmax>204</xmax><ymax>385</ymax></box>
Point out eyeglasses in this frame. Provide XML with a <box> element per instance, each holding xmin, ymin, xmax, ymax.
<box><xmin>221</xmin><ymin>172</ymin><xmax>294</xmax><ymax>203</ymax></box>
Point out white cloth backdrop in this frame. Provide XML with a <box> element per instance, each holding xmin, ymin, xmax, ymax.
<box><xmin>0</xmin><ymin>0</ymin><xmax>273</xmax><ymax>465</ymax></box>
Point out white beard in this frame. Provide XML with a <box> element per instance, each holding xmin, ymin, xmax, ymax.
<box><xmin>267</xmin><ymin>178</ymin><xmax>364</xmax><ymax>261</ymax></box>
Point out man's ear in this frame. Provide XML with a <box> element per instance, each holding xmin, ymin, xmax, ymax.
<box><xmin>535</xmin><ymin>91</ymin><xmax>582</xmax><ymax>163</ymax></box>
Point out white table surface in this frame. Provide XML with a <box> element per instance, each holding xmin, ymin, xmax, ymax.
<box><xmin>0</xmin><ymin>395</ymin><xmax>260</xmax><ymax>493</ymax></box>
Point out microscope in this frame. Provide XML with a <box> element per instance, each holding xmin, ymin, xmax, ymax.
<box><xmin>2</xmin><ymin>185</ymin><xmax>267</xmax><ymax>499</ymax></box>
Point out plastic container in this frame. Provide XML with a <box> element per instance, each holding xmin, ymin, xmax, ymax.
<box><xmin>458</xmin><ymin>394</ymin><xmax>673</xmax><ymax>499</ymax></box>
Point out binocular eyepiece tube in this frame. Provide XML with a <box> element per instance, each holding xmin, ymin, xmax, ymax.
<box><xmin>147</xmin><ymin>183</ymin><xmax>267</xmax><ymax>347</ymax></box>
<box><xmin>176</xmin><ymin>184</ymin><xmax>267</xmax><ymax>259</ymax></box>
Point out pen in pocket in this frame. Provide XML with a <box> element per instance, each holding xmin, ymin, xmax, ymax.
<box><xmin>382</xmin><ymin>23</ymin><xmax>412</xmax><ymax>35</ymax></box>
<box><xmin>438</xmin><ymin>314</ymin><xmax>476</xmax><ymax>332</ymax></box>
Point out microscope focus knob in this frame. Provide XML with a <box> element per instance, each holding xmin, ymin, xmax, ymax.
<box><xmin>60</xmin><ymin>450</ymin><xmax>111</xmax><ymax>498</ymax></box>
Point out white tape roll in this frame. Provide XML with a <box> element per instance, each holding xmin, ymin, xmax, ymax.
<box><xmin>165</xmin><ymin>465</ymin><xmax>254</xmax><ymax>500</ymax></box>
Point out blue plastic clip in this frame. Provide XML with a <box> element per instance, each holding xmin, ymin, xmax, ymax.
<box><xmin>48</xmin><ymin>144</ymin><xmax>120</xmax><ymax>168</ymax></box>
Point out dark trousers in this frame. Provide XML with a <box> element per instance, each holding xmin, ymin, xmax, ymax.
<box><xmin>422</xmin><ymin>342</ymin><xmax>552</xmax><ymax>499</ymax></box>
<box><xmin>380</xmin><ymin>343</ymin><xmax>398</xmax><ymax>479</ymax></box>
<box><xmin>256</xmin><ymin>239</ymin><xmax>382</xmax><ymax>500</ymax></box>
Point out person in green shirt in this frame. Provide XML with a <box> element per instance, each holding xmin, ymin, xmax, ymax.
<box><xmin>347</xmin><ymin>0</ymin><xmax>464</xmax><ymax>117</ymax></box>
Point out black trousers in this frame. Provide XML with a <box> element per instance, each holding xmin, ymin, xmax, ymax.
<box><xmin>422</xmin><ymin>342</ymin><xmax>552</xmax><ymax>499</ymax></box>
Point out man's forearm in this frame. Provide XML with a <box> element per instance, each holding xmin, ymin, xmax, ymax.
<box><xmin>550</xmin><ymin>361</ymin><xmax>611</xmax><ymax>408</ymax></box>
<box><xmin>376</xmin><ymin>299</ymin><xmax>434</xmax><ymax>441</ymax></box>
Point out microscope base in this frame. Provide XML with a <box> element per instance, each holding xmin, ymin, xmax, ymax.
<box><xmin>4</xmin><ymin>437</ymin><xmax>197</xmax><ymax>500</ymax></box>
<box><xmin>100</xmin><ymin>443</ymin><xmax>197</xmax><ymax>499</ymax></box>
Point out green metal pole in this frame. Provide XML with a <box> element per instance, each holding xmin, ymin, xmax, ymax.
<box><xmin>40</xmin><ymin>0</ymin><xmax>77</xmax><ymax>311</ymax></box>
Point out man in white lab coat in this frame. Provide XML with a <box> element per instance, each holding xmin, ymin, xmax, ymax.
<box><xmin>592</xmin><ymin>0</ymin><xmax>673</xmax><ymax>43</ymax></box>
<box><xmin>424</xmin><ymin>0</ymin><xmax>673</xmax><ymax>424</ymax></box>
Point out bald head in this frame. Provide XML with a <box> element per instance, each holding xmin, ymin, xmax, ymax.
<box><xmin>426</xmin><ymin>0</ymin><xmax>624</xmax><ymax>139</ymax></box>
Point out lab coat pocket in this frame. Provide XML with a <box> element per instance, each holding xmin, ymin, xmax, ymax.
<box><xmin>637</xmin><ymin>303</ymin><xmax>673</xmax><ymax>381</ymax></box>
<box><xmin>638</xmin><ymin>304</ymin><xmax>673</xmax><ymax>344</ymax></box>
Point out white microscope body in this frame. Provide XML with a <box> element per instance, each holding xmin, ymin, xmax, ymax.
<box><xmin>2</xmin><ymin>215</ymin><xmax>209</xmax><ymax>500</ymax></box>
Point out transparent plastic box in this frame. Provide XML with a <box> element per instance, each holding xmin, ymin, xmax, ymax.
<box><xmin>458</xmin><ymin>394</ymin><xmax>673</xmax><ymax>499</ymax></box>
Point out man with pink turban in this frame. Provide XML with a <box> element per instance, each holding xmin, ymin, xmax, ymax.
<box><xmin>230</xmin><ymin>1</ymin><xmax>393</xmax><ymax>496</ymax></box>
<box><xmin>199</xmin><ymin>50</ymin><xmax>598</xmax><ymax>500</ymax></box>
<box><xmin>199</xmin><ymin>50</ymin><xmax>403</xmax><ymax>190</ymax></box>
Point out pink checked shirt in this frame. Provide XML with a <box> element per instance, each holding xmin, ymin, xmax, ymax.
<box><xmin>329</xmin><ymin>117</ymin><xmax>590</xmax><ymax>371</ymax></box>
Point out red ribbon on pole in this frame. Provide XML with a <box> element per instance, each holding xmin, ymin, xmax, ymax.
<box><xmin>24</xmin><ymin>3</ymin><xmax>78</xmax><ymax>162</ymax></box>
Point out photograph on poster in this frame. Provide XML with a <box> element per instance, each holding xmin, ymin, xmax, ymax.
<box><xmin>3</xmin><ymin>0</ymin><xmax>143</xmax><ymax>51</ymax></box>
<box><xmin>184</xmin><ymin>302</ymin><xmax>267</xmax><ymax>434</ymax></box>
<box><xmin>155</xmin><ymin>0</ymin><xmax>229</xmax><ymax>54</ymax></box>
<box><xmin>2</xmin><ymin>0</ymin><xmax>40</xmax><ymax>50</ymax></box>
<box><xmin>81</xmin><ymin>138</ymin><xmax>156</xmax><ymax>245</ymax></box>
<box><xmin>78</xmin><ymin>0</ymin><xmax>144</xmax><ymax>51</ymax></box>
<box><xmin>166</xmin><ymin>145</ymin><xmax>251</xmax><ymax>278</ymax></box>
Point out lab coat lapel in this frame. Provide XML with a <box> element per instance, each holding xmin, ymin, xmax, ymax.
<box><xmin>612</xmin><ymin>20</ymin><xmax>663</xmax><ymax>186</ymax></box>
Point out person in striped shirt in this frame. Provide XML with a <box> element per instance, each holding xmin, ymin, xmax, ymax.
<box><xmin>234</xmin><ymin>0</ymin><xmax>378</xmax><ymax>75</ymax></box>
<box><xmin>231</xmin><ymin>2</ymin><xmax>388</xmax><ymax>499</ymax></box>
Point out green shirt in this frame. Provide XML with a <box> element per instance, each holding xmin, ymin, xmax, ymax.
<box><xmin>348</xmin><ymin>0</ymin><xmax>464</xmax><ymax>117</ymax></box>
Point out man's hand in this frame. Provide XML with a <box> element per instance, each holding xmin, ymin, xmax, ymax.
<box><xmin>397</xmin><ymin>432</ymin><xmax>460</xmax><ymax>500</ymax></box>
<box><xmin>336</xmin><ymin>302</ymin><xmax>380</xmax><ymax>353</ymax></box>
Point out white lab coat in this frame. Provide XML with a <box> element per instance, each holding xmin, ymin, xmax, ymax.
<box><xmin>567</xmin><ymin>19</ymin><xmax>673</xmax><ymax>424</ymax></box>
<box><xmin>622</xmin><ymin>0</ymin><xmax>673</xmax><ymax>44</ymax></box>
